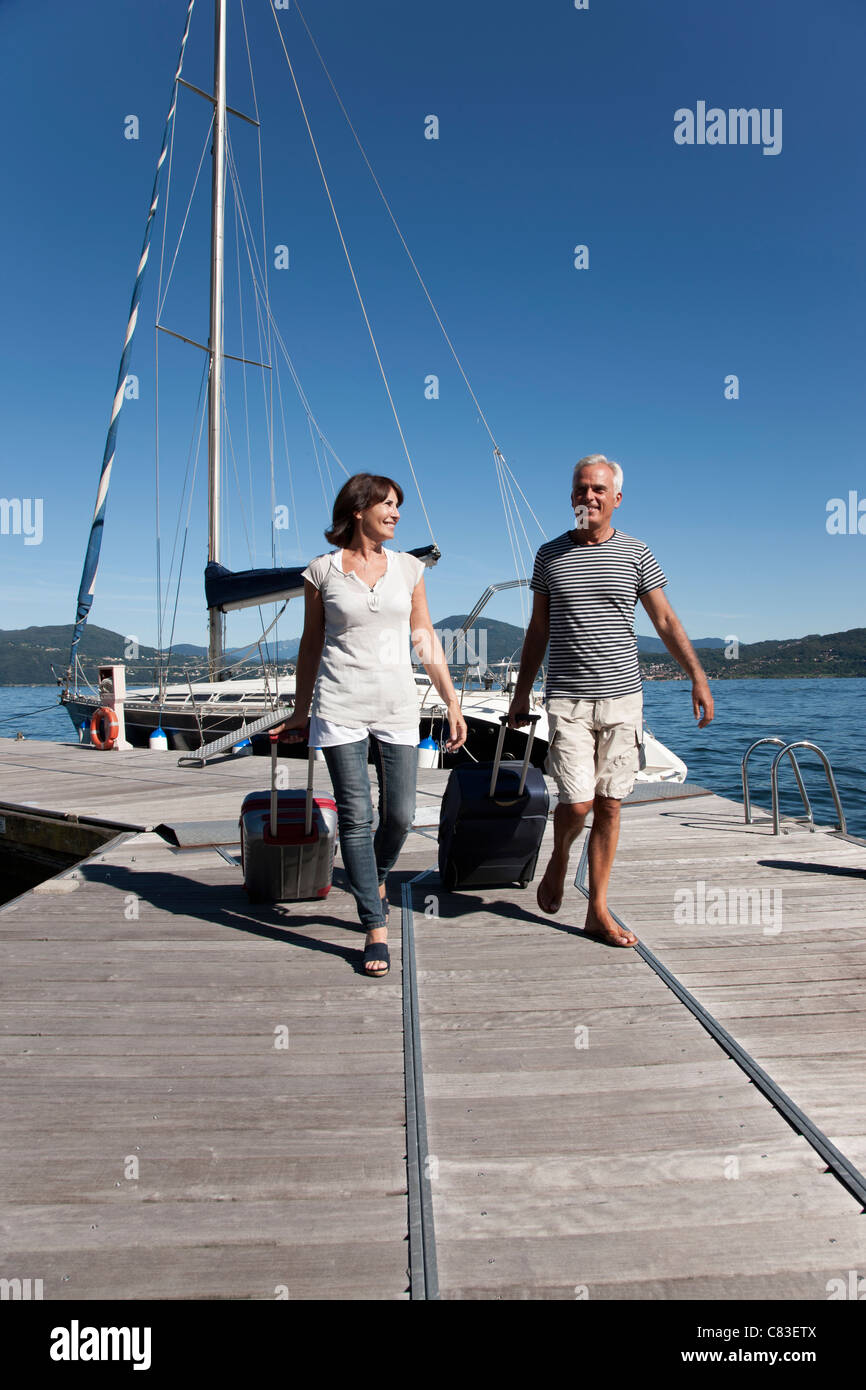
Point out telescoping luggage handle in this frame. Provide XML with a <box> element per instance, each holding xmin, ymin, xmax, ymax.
<box><xmin>270</xmin><ymin>734</ymin><xmax>315</xmax><ymax>837</ymax></box>
<box><xmin>489</xmin><ymin>713</ymin><xmax>541</xmax><ymax>798</ymax></box>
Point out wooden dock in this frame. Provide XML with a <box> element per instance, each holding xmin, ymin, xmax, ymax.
<box><xmin>1</xmin><ymin>736</ymin><xmax>865</xmax><ymax>1300</ymax></box>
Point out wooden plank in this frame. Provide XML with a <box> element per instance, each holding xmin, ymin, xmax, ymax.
<box><xmin>4</xmin><ymin>742</ymin><xmax>866</xmax><ymax>1300</ymax></box>
<box><xmin>434</xmin><ymin>1216</ymin><xmax>866</xmax><ymax>1291</ymax></box>
<box><xmin>0</xmin><ymin>749</ymin><xmax>414</xmax><ymax>1299</ymax></box>
<box><xmin>0</xmin><ymin>1243</ymin><xmax>408</xmax><ymax>1300</ymax></box>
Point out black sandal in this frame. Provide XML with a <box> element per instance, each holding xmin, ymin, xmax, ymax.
<box><xmin>363</xmin><ymin>941</ymin><xmax>390</xmax><ymax>977</ymax></box>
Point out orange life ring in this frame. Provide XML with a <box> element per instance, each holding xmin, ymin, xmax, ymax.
<box><xmin>90</xmin><ymin>706</ymin><xmax>119</xmax><ymax>750</ymax></box>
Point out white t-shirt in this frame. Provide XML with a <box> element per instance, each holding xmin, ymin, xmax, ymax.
<box><xmin>302</xmin><ymin>548</ymin><xmax>426</xmax><ymax>742</ymax></box>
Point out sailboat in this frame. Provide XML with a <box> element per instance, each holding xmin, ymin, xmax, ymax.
<box><xmin>59</xmin><ymin>0</ymin><xmax>437</xmax><ymax>756</ymax></box>
<box><xmin>58</xmin><ymin>0</ymin><xmax>687</xmax><ymax>783</ymax></box>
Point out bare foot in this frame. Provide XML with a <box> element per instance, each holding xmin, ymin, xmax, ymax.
<box><xmin>583</xmin><ymin>906</ymin><xmax>638</xmax><ymax>948</ymax></box>
<box><xmin>536</xmin><ymin>859</ymin><xmax>567</xmax><ymax>914</ymax></box>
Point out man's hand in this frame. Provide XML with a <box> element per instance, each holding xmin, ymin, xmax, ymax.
<box><xmin>692</xmin><ymin>678</ymin><xmax>714</xmax><ymax>728</ymax></box>
<box><xmin>507</xmin><ymin>695</ymin><xmax>532</xmax><ymax>729</ymax></box>
<box><xmin>641</xmin><ymin>589</ymin><xmax>715</xmax><ymax>729</ymax></box>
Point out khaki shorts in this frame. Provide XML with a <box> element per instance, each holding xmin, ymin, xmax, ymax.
<box><xmin>545</xmin><ymin>691</ymin><xmax>643</xmax><ymax>804</ymax></box>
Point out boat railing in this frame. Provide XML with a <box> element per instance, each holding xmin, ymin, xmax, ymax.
<box><xmin>186</xmin><ymin>674</ymin><xmax>205</xmax><ymax>748</ymax></box>
<box><xmin>421</xmin><ymin>577</ymin><xmax>529</xmax><ymax>714</ymax></box>
<box><xmin>742</xmin><ymin>736</ymin><xmax>847</xmax><ymax>835</ymax></box>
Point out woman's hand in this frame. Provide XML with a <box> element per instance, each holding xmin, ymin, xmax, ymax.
<box><xmin>272</xmin><ymin>710</ymin><xmax>310</xmax><ymax>744</ymax></box>
<box><xmin>444</xmin><ymin>702</ymin><xmax>468</xmax><ymax>752</ymax></box>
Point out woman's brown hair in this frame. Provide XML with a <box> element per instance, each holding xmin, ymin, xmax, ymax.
<box><xmin>325</xmin><ymin>473</ymin><xmax>404</xmax><ymax>549</ymax></box>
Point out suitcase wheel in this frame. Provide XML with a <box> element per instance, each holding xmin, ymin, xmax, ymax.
<box><xmin>518</xmin><ymin>854</ymin><xmax>537</xmax><ymax>888</ymax></box>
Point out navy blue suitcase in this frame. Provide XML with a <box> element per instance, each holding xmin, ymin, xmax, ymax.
<box><xmin>438</xmin><ymin>714</ymin><xmax>549</xmax><ymax>890</ymax></box>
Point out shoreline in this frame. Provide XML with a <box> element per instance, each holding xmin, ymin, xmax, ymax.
<box><xmin>3</xmin><ymin>672</ymin><xmax>866</xmax><ymax>689</ymax></box>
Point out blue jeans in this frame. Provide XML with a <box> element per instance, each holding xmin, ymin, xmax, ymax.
<box><xmin>322</xmin><ymin>737</ymin><xmax>417</xmax><ymax>932</ymax></box>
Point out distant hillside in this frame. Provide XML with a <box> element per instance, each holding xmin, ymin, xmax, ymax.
<box><xmin>426</xmin><ymin>614</ymin><xmax>528</xmax><ymax>667</ymax></box>
<box><xmin>171</xmin><ymin>638</ymin><xmax>301</xmax><ymax>662</ymax></box>
<box><xmin>0</xmin><ymin>625</ymin><xmax>160</xmax><ymax>686</ymax></box>
<box><xmin>636</xmin><ymin>634</ymin><xmax>727</xmax><ymax>653</ymax></box>
<box><xmin>428</xmin><ymin>616</ymin><xmax>727</xmax><ymax>666</ymax></box>
<box><xmin>641</xmin><ymin>628</ymin><xmax>866</xmax><ymax>679</ymax></box>
<box><xmin>0</xmin><ymin>625</ymin><xmax>299</xmax><ymax>686</ymax></box>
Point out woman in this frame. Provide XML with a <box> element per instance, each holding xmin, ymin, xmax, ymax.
<box><xmin>277</xmin><ymin>473</ymin><xmax>467</xmax><ymax>977</ymax></box>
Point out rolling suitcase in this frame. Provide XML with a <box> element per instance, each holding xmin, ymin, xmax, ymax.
<box><xmin>240</xmin><ymin>735</ymin><xmax>338</xmax><ymax>903</ymax></box>
<box><xmin>438</xmin><ymin>713</ymin><xmax>549</xmax><ymax>890</ymax></box>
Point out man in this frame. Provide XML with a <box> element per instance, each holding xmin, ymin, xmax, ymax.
<box><xmin>508</xmin><ymin>454</ymin><xmax>714</xmax><ymax>947</ymax></box>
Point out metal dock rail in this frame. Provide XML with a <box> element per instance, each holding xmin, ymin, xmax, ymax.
<box><xmin>1</xmin><ymin>737</ymin><xmax>864</xmax><ymax>1299</ymax></box>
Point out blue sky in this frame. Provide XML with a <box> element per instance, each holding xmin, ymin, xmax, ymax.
<box><xmin>1</xmin><ymin>0</ymin><xmax>864</xmax><ymax>655</ymax></box>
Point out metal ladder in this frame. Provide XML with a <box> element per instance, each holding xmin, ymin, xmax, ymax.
<box><xmin>177</xmin><ymin>707</ymin><xmax>291</xmax><ymax>767</ymax></box>
<box><xmin>741</xmin><ymin>737</ymin><xmax>847</xmax><ymax>835</ymax></box>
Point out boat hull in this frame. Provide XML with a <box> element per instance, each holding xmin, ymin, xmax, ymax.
<box><xmin>61</xmin><ymin>689</ymin><xmax>686</xmax><ymax>782</ymax></box>
<box><xmin>61</xmin><ymin>693</ymin><xmax>294</xmax><ymax>754</ymax></box>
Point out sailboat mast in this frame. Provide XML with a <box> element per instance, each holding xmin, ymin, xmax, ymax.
<box><xmin>207</xmin><ymin>0</ymin><xmax>227</xmax><ymax>678</ymax></box>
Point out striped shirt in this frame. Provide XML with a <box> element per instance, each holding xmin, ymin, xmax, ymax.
<box><xmin>530</xmin><ymin>529</ymin><xmax>667</xmax><ymax>699</ymax></box>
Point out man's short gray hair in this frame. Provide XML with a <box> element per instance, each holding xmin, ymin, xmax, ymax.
<box><xmin>572</xmin><ymin>453</ymin><xmax>623</xmax><ymax>495</ymax></box>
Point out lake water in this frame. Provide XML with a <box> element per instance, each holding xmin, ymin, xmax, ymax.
<box><xmin>641</xmin><ymin>677</ymin><xmax>866</xmax><ymax>838</ymax></box>
<box><xmin>2</xmin><ymin>679</ymin><xmax>865</xmax><ymax>837</ymax></box>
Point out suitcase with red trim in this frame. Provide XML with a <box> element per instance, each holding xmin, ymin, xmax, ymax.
<box><xmin>240</xmin><ymin>736</ymin><xmax>337</xmax><ymax>902</ymax></box>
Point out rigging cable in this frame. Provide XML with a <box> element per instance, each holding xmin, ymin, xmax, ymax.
<box><xmin>209</xmin><ymin>601</ymin><xmax>290</xmax><ymax>677</ymax></box>
<box><xmin>158</xmin><ymin>357</ymin><xmax>208</xmax><ymax>636</ymax></box>
<box><xmin>493</xmin><ymin>454</ymin><xmax>528</xmax><ymax>629</ymax></box>
<box><xmin>224</xmin><ymin>133</ymin><xmax>294</xmax><ymax>673</ymax></box>
<box><xmin>268</xmin><ymin>0</ymin><xmax>437</xmax><ymax>550</ymax></box>
<box><xmin>291</xmin><ymin>0</ymin><xmax>501</xmax><ymax>458</ymax></box>
<box><xmin>290</xmin><ymin>0</ymin><xmax>548</xmax><ymax>586</ymax></box>
<box><xmin>215</xmin><ymin>153</ymin><xmax>352</xmax><ymax>495</ymax></box>
<box><xmin>0</xmin><ymin>703</ymin><xmax>63</xmax><ymax>727</ymax></box>
<box><xmin>225</xmin><ymin>119</ymin><xmax>352</xmax><ymax>542</ymax></box>
<box><xmin>160</xmin><ymin>365</ymin><xmax>209</xmax><ymax>685</ymax></box>
<box><xmin>240</xmin><ymin>0</ymin><xmax>281</xmax><ymax>581</ymax></box>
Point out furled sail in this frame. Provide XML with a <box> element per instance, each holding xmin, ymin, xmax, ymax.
<box><xmin>205</xmin><ymin>562</ymin><xmax>306</xmax><ymax>613</ymax></box>
<box><xmin>66</xmin><ymin>1</ymin><xmax>196</xmax><ymax>678</ymax></box>
<box><xmin>205</xmin><ymin>544</ymin><xmax>441</xmax><ymax>613</ymax></box>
